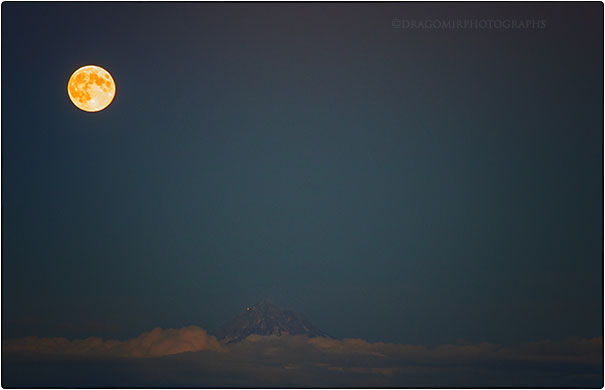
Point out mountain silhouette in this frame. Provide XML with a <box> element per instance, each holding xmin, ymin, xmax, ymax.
<box><xmin>214</xmin><ymin>300</ymin><xmax>330</xmax><ymax>343</ymax></box>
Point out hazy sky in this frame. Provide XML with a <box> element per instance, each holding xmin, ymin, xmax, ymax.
<box><xmin>2</xmin><ymin>2</ymin><xmax>602</xmax><ymax>349</ymax></box>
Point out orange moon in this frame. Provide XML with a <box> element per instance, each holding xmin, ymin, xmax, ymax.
<box><xmin>67</xmin><ymin>65</ymin><xmax>116</xmax><ymax>112</ymax></box>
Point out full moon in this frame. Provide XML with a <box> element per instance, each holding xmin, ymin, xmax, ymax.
<box><xmin>67</xmin><ymin>65</ymin><xmax>116</xmax><ymax>112</ymax></box>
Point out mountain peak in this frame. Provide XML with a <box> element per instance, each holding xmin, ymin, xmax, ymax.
<box><xmin>214</xmin><ymin>301</ymin><xmax>329</xmax><ymax>343</ymax></box>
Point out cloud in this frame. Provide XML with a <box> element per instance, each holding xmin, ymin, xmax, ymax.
<box><xmin>224</xmin><ymin>334</ymin><xmax>602</xmax><ymax>387</ymax></box>
<box><xmin>307</xmin><ymin>335</ymin><xmax>603</xmax><ymax>366</ymax></box>
<box><xmin>2</xmin><ymin>329</ymin><xmax>602</xmax><ymax>387</ymax></box>
<box><xmin>2</xmin><ymin>325</ymin><xmax>224</xmax><ymax>358</ymax></box>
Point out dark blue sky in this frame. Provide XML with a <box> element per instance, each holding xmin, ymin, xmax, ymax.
<box><xmin>2</xmin><ymin>2</ymin><xmax>602</xmax><ymax>346</ymax></box>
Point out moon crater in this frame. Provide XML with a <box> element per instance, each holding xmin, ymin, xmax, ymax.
<box><xmin>68</xmin><ymin>65</ymin><xmax>116</xmax><ymax>112</ymax></box>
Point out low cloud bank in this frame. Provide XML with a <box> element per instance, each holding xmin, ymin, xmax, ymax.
<box><xmin>307</xmin><ymin>334</ymin><xmax>603</xmax><ymax>366</ymax></box>
<box><xmin>2</xmin><ymin>325</ymin><xmax>224</xmax><ymax>358</ymax></box>
<box><xmin>2</xmin><ymin>327</ymin><xmax>602</xmax><ymax>387</ymax></box>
